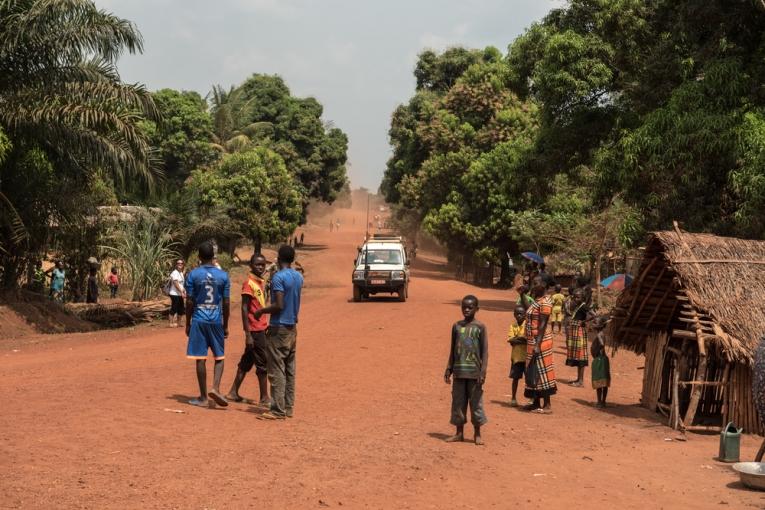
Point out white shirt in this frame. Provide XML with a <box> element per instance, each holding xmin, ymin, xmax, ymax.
<box><xmin>169</xmin><ymin>269</ymin><xmax>184</xmax><ymax>296</ymax></box>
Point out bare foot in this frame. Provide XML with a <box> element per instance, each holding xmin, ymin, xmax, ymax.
<box><xmin>445</xmin><ymin>434</ymin><xmax>464</xmax><ymax>443</ymax></box>
<box><xmin>207</xmin><ymin>390</ymin><xmax>228</xmax><ymax>407</ymax></box>
<box><xmin>188</xmin><ymin>398</ymin><xmax>208</xmax><ymax>407</ymax></box>
<box><xmin>474</xmin><ymin>436</ymin><xmax>484</xmax><ymax>446</ymax></box>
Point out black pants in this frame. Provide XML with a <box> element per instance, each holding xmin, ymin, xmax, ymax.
<box><xmin>450</xmin><ymin>378</ymin><xmax>487</xmax><ymax>426</ymax></box>
<box><xmin>237</xmin><ymin>331</ymin><xmax>267</xmax><ymax>375</ymax></box>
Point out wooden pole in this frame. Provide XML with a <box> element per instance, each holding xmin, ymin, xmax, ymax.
<box><xmin>683</xmin><ymin>325</ymin><xmax>708</xmax><ymax>429</ymax></box>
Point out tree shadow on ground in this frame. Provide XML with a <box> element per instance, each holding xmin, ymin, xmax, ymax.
<box><xmin>570</xmin><ymin>398</ymin><xmax>666</xmax><ymax>426</ymax></box>
<box><xmin>443</xmin><ymin>299</ymin><xmax>515</xmax><ymax>312</ymax></box>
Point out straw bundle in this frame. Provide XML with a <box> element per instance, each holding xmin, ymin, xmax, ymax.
<box><xmin>65</xmin><ymin>300</ymin><xmax>169</xmax><ymax>327</ymax></box>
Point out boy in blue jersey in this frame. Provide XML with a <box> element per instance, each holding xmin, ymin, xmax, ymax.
<box><xmin>185</xmin><ymin>242</ymin><xmax>231</xmax><ymax>408</ymax></box>
<box><xmin>254</xmin><ymin>245</ymin><xmax>304</xmax><ymax>420</ymax></box>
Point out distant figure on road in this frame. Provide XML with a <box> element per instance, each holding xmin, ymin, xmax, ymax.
<box><xmin>550</xmin><ymin>284</ymin><xmax>565</xmax><ymax>334</ymax></box>
<box><xmin>47</xmin><ymin>260</ymin><xmax>66</xmax><ymax>303</ymax></box>
<box><xmin>86</xmin><ymin>265</ymin><xmax>99</xmax><ymax>304</ymax></box>
<box><xmin>507</xmin><ymin>305</ymin><xmax>527</xmax><ymax>407</ymax></box>
<box><xmin>335</xmin><ymin>218</ymin><xmax>340</xmax><ymax>231</ymax></box>
<box><xmin>168</xmin><ymin>259</ymin><xmax>186</xmax><ymax>328</ymax></box>
<box><xmin>591</xmin><ymin>316</ymin><xmax>611</xmax><ymax>408</ymax></box>
<box><xmin>107</xmin><ymin>266</ymin><xmax>119</xmax><ymax>298</ymax></box>
<box><xmin>226</xmin><ymin>253</ymin><xmax>270</xmax><ymax>407</ymax></box>
<box><xmin>329</xmin><ymin>220</ymin><xmax>333</xmax><ymax>232</ymax></box>
<box><xmin>255</xmin><ymin>245</ymin><xmax>304</xmax><ymax>420</ymax></box>
<box><xmin>185</xmin><ymin>242</ymin><xmax>231</xmax><ymax>408</ymax></box>
<box><xmin>444</xmin><ymin>295</ymin><xmax>488</xmax><ymax>445</ymax></box>
<box><xmin>299</xmin><ymin>232</ymin><xmax>304</xmax><ymax>246</ymax></box>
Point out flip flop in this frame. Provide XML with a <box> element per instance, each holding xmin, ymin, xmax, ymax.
<box><xmin>533</xmin><ymin>408</ymin><xmax>552</xmax><ymax>414</ymax></box>
<box><xmin>207</xmin><ymin>391</ymin><xmax>228</xmax><ymax>407</ymax></box>
<box><xmin>257</xmin><ymin>411</ymin><xmax>286</xmax><ymax>420</ymax></box>
<box><xmin>188</xmin><ymin>398</ymin><xmax>207</xmax><ymax>407</ymax></box>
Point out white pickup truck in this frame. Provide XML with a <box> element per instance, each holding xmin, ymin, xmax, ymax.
<box><xmin>352</xmin><ymin>235</ymin><xmax>410</xmax><ymax>302</ymax></box>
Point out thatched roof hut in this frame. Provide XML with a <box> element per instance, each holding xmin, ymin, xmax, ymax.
<box><xmin>609</xmin><ymin>227</ymin><xmax>765</xmax><ymax>434</ymax></box>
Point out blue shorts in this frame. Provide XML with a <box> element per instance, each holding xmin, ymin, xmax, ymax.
<box><xmin>186</xmin><ymin>320</ymin><xmax>225</xmax><ymax>360</ymax></box>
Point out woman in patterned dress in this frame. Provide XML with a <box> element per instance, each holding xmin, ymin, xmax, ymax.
<box><xmin>566</xmin><ymin>288</ymin><xmax>592</xmax><ymax>387</ymax></box>
<box><xmin>524</xmin><ymin>276</ymin><xmax>557</xmax><ymax>413</ymax></box>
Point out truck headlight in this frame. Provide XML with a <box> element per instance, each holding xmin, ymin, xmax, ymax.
<box><xmin>353</xmin><ymin>270</ymin><xmax>365</xmax><ymax>280</ymax></box>
<box><xmin>391</xmin><ymin>271</ymin><xmax>405</xmax><ymax>280</ymax></box>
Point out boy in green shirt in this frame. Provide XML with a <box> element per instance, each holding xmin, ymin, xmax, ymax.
<box><xmin>444</xmin><ymin>295</ymin><xmax>489</xmax><ymax>445</ymax></box>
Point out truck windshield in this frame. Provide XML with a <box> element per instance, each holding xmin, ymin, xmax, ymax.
<box><xmin>360</xmin><ymin>249</ymin><xmax>402</xmax><ymax>265</ymax></box>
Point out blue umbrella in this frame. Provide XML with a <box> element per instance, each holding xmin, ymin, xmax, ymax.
<box><xmin>521</xmin><ymin>252</ymin><xmax>545</xmax><ymax>264</ymax></box>
<box><xmin>600</xmin><ymin>273</ymin><xmax>633</xmax><ymax>290</ymax></box>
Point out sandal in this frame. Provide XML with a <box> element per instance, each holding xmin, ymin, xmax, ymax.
<box><xmin>533</xmin><ymin>408</ymin><xmax>552</xmax><ymax>414</ymax></box>
<box><xmin>257</xmin><ymin>411</ymin><xmax>286</xmax><ymax>420</ymax></box>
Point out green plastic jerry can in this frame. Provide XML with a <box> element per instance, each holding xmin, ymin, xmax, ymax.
<box><xmin>719</xmin><ymin>422</ymin><xmax>743</xmax><ymax>463</ymax></box>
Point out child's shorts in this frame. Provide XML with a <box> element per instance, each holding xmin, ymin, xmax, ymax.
<box><xmin>509</xmin><ymin>361</ymin><xmax>525</xmax><ymax>380</ymax></box>
<box><xmin>551</xmin><ymin>306</ymin><xmax>563</xmax><ymax>322</ymax></box>
<box><xmin>187</xmin><ymin>320</ymin><xmax>225</xmax><ymax>360</ymax></box>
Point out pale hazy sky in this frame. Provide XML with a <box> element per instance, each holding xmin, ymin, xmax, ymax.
<box><xmin>95</xmin><ymin>0</ymin><xmax>563</xmax><ymax>189</ymax></box>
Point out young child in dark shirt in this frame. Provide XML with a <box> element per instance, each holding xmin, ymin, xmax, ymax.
<box><xmin>444</xmin><ymin>295</ymin><xmax>489</xmax><ymax>445</ymax></box>
<box><xmin>591</xmin><ymin>316</ymin><xmax>611</xmax><ymax>408</ymax></box>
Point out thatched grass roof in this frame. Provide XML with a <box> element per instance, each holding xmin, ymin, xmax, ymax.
<box><xmin>610</xmin><ymin>229</ymin><xmax>765</xmax><ymax>364</ymax></box>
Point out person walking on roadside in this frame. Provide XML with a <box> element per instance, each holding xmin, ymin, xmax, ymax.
<box><xmin>225</xmin><ymin>253</ymin><xmax>270</xmax><ymax>407</ymax></box>
<box><xmin>254</xmin><ymin>245</ymin><xmax>304</xmax><ymax>420</ymax></box>
<box><xmin>168</xmin><ymin>259</ymin><xmax>186</xmax><ymax>327</ymax></box>
<box><xmin>106</xmin><ymin>266</ymin><xmax>120</xmax><ymax>298</ymax></box>
<box><xmin>86</xmin><ymin>265</ymin><xmax>99</xmax><ymax>304</ymax></box>
<box><xmin>185</xmin><ymin>242</ymin><xmax>231</xmax><ymax>408</ymax></box>
<box><xmin>47</xmin><ymin>260</ymin><xmax>66</xmax><ymax>303</ymax></box>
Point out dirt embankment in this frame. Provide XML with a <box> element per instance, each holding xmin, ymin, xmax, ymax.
<box><xmin>0</xmin><ymin>290</ymin><xmax>99</xmax><ymax>337</ymax></box>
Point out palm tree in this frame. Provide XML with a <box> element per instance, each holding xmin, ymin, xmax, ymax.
<box><xmin>0</xmin><ymin>0</ymin><xmax>159</xmax><ymax>278</ymax></box>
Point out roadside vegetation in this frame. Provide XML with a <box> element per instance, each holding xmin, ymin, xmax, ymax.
<box><xmin>382</xmin><ymin>0</ymin><xmax>765</xmax><ymax>284</ymax></box>
<box><xmin>0</xmin><ymin>0</ymin><xmax>348</xmax><ymax>300</ymax></box>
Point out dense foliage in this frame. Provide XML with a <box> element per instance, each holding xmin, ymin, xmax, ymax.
<box><xmin>383</xmin><ymin>0</ymin><xmax>765</xmax><ymax>281</ymax></box>
<box><xmin>0</xmin><ymin>1</ymin><xmax>348</xmax><ymax>299</ymax></box>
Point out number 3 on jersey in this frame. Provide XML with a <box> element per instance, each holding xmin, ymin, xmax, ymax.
<box><xmin>204</xmin><ymin>283</ymin><xmax>214</xmax><ymax>304</ymax></box>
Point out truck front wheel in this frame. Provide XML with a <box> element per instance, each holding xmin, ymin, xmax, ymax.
<box><xmin>397</xmin><ymin>285</ymin><xmax>407</xmax><ymax>302</ymax></box>
<box><xmin>353</xmin><ymin>285</ymin><xmax>362</xmax><ymax>302</ymax></box>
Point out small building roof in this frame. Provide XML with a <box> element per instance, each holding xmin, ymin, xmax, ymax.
<box><xmin>609</xmin><ymin>229</ymin><xmax>765</xmax><ymax>364</ymax></box>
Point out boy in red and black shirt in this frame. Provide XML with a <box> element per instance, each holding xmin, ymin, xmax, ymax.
<box><xmin>225</xmin><ymin>253</ymin><xmax>270</xmax><ymax>406</ymax></box>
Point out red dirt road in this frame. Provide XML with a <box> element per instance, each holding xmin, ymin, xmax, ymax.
<box><xmin>2</xmin><ymin>207</ymin><xmax>764</xmax><ymax>509</ymax></box>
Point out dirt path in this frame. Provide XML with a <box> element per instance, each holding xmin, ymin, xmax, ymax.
<box><xmin>1</xmin><ymin>206</ymin><xmax>764</xmax><ymax>509</ymax></box>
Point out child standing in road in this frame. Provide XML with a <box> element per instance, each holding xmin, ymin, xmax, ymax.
<box><xmin>507</xmin><ymin>305</ymin><xmax>527</xmax><ymax>407</ymax></box>
<box><xmin>550</xmin><ymin>284</ymin><xmax>565</xmax><ymax>333</ymax></box>
<box><xmin>591</xmin><ymin>316</ymin><xmax>611</xmax><ymax>408</ymax></box>
<box><xmin>444</xmin><ymin>295</ymin><xmax>488</xmax><ymax>445</ymax></box>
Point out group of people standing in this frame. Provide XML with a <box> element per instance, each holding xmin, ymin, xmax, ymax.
<box><xmin>32</xmin><ymin>259</ymin><xmax>119</xmax><ymax>304</ymax></box>
<box><xmin>179</xmin><ymin>242</ymin><xmax>304</xmax><ymax>420</ymax></box>
<box><xmin>443</xmin><ymin>272</ymin><xmax>611</xmax><ymax>445</ymax></box>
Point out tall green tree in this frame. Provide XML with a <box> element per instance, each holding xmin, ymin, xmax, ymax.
<box><xmin>210</xmin><ymin>74</ymin><xmax>349</xmax><ymax>207</ymax></box>
<box><xmin>189</xmin><ymin>148</ymin><xmax>302</xmax><ymax>253</ymax></box>
<box><xmin>0</xmin><ymin>0</ymin><xmax>159</xmax><ymax>287</ymax></box>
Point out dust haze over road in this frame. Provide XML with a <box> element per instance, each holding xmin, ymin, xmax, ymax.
<box><xmin>1</xmin><ymin>200</ymin><xmax>763</xmax><ymax>509</ymax></box>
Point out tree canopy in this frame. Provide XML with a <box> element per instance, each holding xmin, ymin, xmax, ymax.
<box><xmin>383</xmin><ymin>0</ymin><xmax>765</xmax><ymax>280</ymax></box>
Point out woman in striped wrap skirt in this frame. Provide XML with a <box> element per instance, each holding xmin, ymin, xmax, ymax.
<box><xmin>524</xmin><ymin>276</ymin><xmax>556</xmax><ymax>413</ymax></box>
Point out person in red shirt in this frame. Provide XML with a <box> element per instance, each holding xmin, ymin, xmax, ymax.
<box><xmin>225</xmin><ymin>254</ymin><xmax>270</xmax><ymax>406</ymax></box>
<box><xmin>107</xmin><ymin>266</ymin><xmax>119</xmax><ymax>298</ymax></box>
